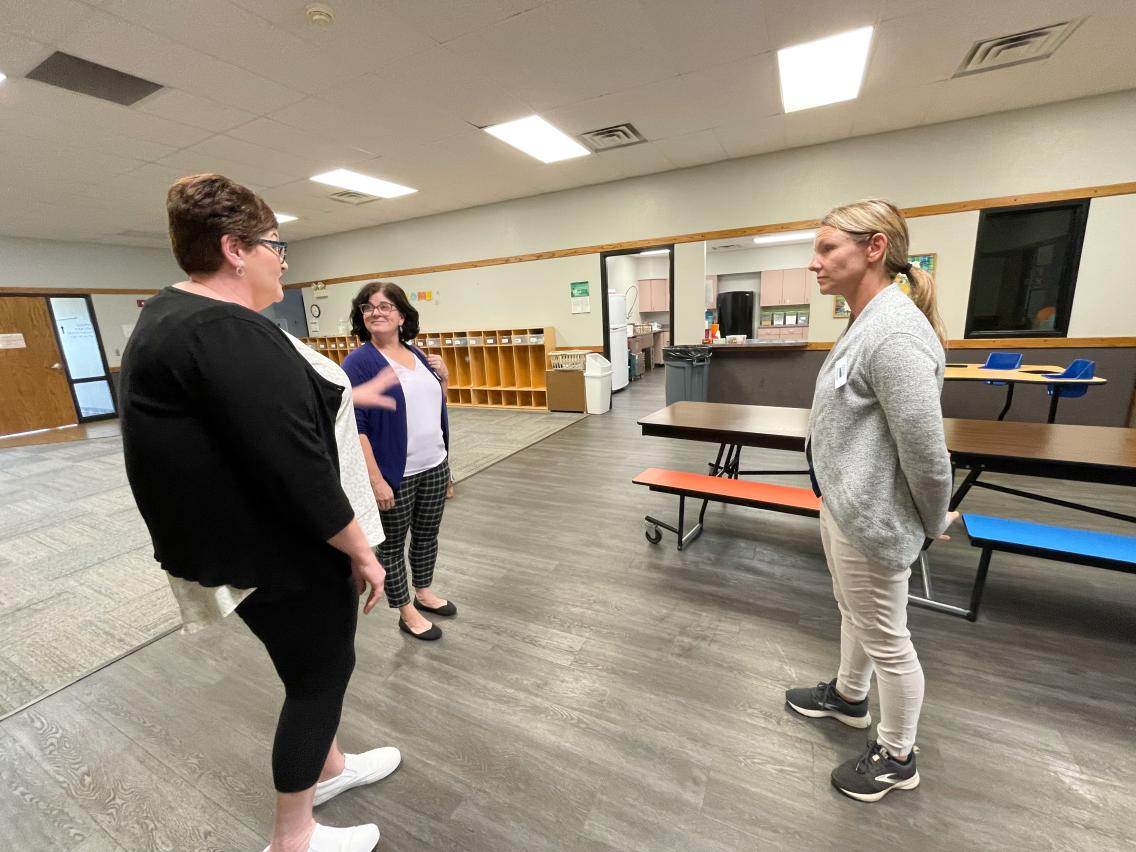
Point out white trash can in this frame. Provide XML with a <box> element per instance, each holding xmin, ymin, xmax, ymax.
<box><xmin>584</xmin><ymin>353</ymin><xmax>613</xmax><ymax>414</ymax></box>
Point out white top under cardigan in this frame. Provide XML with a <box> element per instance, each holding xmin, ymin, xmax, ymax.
<box><xmin>380</xmin><ymin>349</ymin><xmax>447</xmax><ymax>477</ymax></box>
<box><xmin>167</xmin><ymin>333</ymin><xmax>386</xmax><ymax>633</ymax></box>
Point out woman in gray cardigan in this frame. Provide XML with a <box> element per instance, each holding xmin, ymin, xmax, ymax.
<box><xmin>785</xmin><ymin>199</ymin><xmax>956</xmax><ymax>802</ymax></box>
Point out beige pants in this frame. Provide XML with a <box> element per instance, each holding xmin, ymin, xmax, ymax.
<box><xmin>819</xmin><ymin>502</ymin><xmax>924</xmax><ymax>756</ymax></box>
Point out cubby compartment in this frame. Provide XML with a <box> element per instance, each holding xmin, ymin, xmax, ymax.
<box><xmin>416</xmin><ymin>327</ymin><xmax>556</xmax><ymax>409</ymax></box>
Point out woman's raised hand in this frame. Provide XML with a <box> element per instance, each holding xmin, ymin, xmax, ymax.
<box><xmin>352</xmin><ymin>367</ymin><xmax>398</xmax><ymax>410</ymax></box>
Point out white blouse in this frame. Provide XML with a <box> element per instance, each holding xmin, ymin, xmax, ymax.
<box><xmin>381</xmin><ymin>349</ymin><xmax>447</xmax><ymax>476</ymax></box>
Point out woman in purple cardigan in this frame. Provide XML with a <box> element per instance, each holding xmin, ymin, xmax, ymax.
<box><xmin>343</xmin><ymin>282</ymin><xmax>455</xmax><ymax>641</ymax></box>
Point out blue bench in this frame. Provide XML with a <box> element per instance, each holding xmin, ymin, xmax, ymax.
<box><xmin>960</xmin><ymin>514</ymin><xmax>1136</xmax><ymax>621</ymax></box>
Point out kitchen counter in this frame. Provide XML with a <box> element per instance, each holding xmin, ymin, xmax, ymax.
<box><xmin>707</xmin><ymin>340</ymin><xmax>809</xmax><ymax>352</ymax></box>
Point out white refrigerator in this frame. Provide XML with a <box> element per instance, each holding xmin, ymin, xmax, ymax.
<box><xmin>608</xmin><ymin>291</ymin><xmax>630</xmax><ymax>391</ymax></box>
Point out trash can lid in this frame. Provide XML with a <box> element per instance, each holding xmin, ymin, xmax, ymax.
<box><xmin>584</xmin><ymin>352</ymin><xmax>612</xmax><ymax>374</ymax></box>
<box><xmin>663</xmin><ymin>345</ymin><xmax>713</xmax><ymax>361</ymax></box>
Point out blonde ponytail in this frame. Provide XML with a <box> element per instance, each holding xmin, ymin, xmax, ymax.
<box><xmin>903</xmin><ymin>265</ymin><xmax>947</xmax><ymax>349</ymax></box>
<box><xmin>822</xmin><ymin>198</ymin><xmax>947</xmax><ymax>350</ymax></box>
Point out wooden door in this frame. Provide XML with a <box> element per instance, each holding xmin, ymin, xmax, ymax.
<box><xmin>0</xmin><ymin>297</ymin><xmax>77</xmax><ymax>435</ymax></box>
<box><xmin>760</xmin><ymin>270</ymin><xmax>783</xmax><ymax>306</ymax></box>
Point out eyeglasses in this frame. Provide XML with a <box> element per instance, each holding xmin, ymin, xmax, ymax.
<box><xmin>360</xmin><ymin>302</ymin><xmax>397</xmax><ymax>316</ymax></box>
<box><xmin>257</xmin><ymin>238</ymin><xmax>288</xmax><ymax>262</ymax></box>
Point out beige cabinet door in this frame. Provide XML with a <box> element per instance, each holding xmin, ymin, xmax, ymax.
<box><xmin>781</xmin><ymin>268</ymin><xmax>809</xmax><ymax>305</ymax></box>
<box><xmin>654</xmin><ymin>279</ymin><xmax>670</xmax><ymax>311</ymax></box>
<box><xmin>759</xmin><ymin>269</ymin><xmax>783</xmax><ymax>306</ymax></box>
<box><xmin>637</xmin><ymin>280</ymin><xmax>653</xmax><ymax>312</ymax></box>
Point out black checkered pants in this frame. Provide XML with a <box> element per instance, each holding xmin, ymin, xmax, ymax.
<box><xmin>376</xmin><ymin>458</ymin><xmax>449</xmax><ymax>608</ymax></box>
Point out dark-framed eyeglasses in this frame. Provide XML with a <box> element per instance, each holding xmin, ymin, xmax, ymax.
<box><xmin>257</xmin><ymin>238</ymin><xmax>288</xmax><ymax>261</ymax></box>
<box><xmin>360</xmin><ymin>302</ymin><xmax>397</xmax><ymax>316</ymax></box>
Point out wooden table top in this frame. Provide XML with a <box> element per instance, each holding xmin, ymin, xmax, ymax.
<box><xmin>638</xmin><ymin>402</ymin><xmax>1136</xmax><ymax>481</ymax></box>
<box><xmin>944</xmin><ymin>363</ymin><xmax>1107</xmax><ymax>385</ymax></box>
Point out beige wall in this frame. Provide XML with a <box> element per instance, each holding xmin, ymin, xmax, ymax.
<box><xmin>287</xmin><ymin>90</ymin><xmax>1136</xmax><ymax>345</ymax></box>
<box><xmin>301</xmin><ymin>253</ymin><xmax>604</xmax><ymax>347</ymax></box>
<box><xmin>1068</xmin><ymin>194</ymin><xmax>1136</xmax><ymax>339</ymax></box>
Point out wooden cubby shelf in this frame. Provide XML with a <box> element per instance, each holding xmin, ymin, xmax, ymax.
<box><xmin>302</xmin><ymin>326</ymin><xmax>556</xmax><ymax>411</ymax></box>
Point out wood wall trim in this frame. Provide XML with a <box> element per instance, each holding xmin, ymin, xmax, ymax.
<box><xmin>805</xmin><ymin>337</ymin><xmax>1136</xmax><ymax>351</ymax></box>
<box><xmin>284</xmin><ymin>180</ymin><xmax>1136</xmax><ymax>288</ymax></box>
<box><xmin>0</xmin><ymin>286</ymin><xmax>159</xmax><ymax>296</ymax></box>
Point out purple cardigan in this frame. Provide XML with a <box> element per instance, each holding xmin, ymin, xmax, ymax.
<box><xmin>343</xmin><ymin>341</ymin><xmax>450</xmax><ymax>491</ymax></box>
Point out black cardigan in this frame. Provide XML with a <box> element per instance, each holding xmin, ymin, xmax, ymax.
<box><xmin>119</xmin><ymin>287</ymin><xmax>354</xmax><ymax>591</ymax></box>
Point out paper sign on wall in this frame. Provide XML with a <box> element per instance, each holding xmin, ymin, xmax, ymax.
<box><xmin>410</xmin><ymin>290</ymin><xmax>434</xmax><ymax>302</ymax></box>
<box><xmin>570</xmin><ymin>280</ymin><xmax>591</xmax><ymax>314</ymax></box>
<box><xmin>0</xmin><ymin>333</ymin><xmax>27</xmax><ymax>349</ymax></box>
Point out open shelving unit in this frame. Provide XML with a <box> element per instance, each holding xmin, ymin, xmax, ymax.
<box><xmin>301</xmin><ymin>327</ymin><xmax>557</xmax><ymax>410</ymax></box>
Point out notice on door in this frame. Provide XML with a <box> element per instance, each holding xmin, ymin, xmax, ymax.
<box><xmin>570</xmin><ymin>280</ymin><xmax>590</xmax><ymax>314</ymax></box>
<box><xmin>0</xmin><ymin>333</ymin><xmax>27</xmax><ymax>349</ymax></box>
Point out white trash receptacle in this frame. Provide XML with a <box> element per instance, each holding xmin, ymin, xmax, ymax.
<box><xmin>584</xmin><ymin>353</ymin><xmax>613</xmax><ymax>414</ymax></box>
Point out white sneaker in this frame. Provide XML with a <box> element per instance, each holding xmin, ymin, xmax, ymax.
<box><xmin>314</xmin><ymin>747</ymin><xmax>402</xmax><ymax>806</ymax></box>
<box><xmin>262</xmin><ymin>821</ymin><xmax>380</xmax><ymax>852</ymax></box>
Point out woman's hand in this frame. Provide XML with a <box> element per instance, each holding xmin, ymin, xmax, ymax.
<box><xmin>372</xmin><ymin>476</ymin><xmax>396</xmax><ymax>511</ymax></box>
<box><xmin>352</xmin><ymin>367</ymin><xmax>398</xmax><ymax>410</ymax></box>
<box><xmin>427</xmin><ymin>353</ymin><xmax>448</xmax><ymax>382</ymax></box>
<box><xmin>937</xmin><ymin>510</ymin><xmax>961</xmax><ymax>541</ymax></box>
<box><xmin>349</xmin><ymin>550</ymin><xmax>386</xmax><ymax>614</ymax></box>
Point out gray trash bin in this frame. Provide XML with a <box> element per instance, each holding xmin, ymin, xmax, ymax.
<box><xmin>663</xmin><ymin>345</ymin><xmax>712</xmax><ymax>405</ymax></box>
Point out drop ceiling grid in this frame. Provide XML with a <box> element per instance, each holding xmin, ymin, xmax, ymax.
<box><xmin>0</xmin><ymin>0</ymin><xmax>1131</xmax><ymax>245</ymax></box>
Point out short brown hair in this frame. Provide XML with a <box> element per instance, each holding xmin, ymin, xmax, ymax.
<box><xmin>349</xmin><ymin>282</ymin><xmax>420</xmax><ymax>343</ymax></box>
<box><xmin>166</xmin><ymin>174</ymin><xmax>277</xmax><ymax>275</ymax></box>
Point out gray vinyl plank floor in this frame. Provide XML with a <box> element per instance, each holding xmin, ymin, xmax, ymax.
<box><xmin>1</xmin><ymin>368</ymin><xmax>1134</xmax><ymax>851</ymax></box>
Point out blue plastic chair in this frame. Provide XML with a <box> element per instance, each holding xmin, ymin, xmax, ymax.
<box><xmin>1044</xmin><ymin>358</ymin><xmax>1095</xmax><ymax>422</ymax></box>
<box><xmin>982</xmin><ymin>352</ymin><xmax>1023</xmax><ymax>420</ymax></box>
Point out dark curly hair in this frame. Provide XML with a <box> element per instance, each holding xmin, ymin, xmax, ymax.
<box><xmin>349</xmin><ymin>281</ymin><xmax>419</xmax><ymax>343</ymax></box>
<box><xmin>166</xmin><ymin>174</ymin><xmax>277</xmax><ymax>275</ymax></box>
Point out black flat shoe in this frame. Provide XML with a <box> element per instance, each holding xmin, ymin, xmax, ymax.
<box><xmin>398</xmin><ymin>618</ymin><xmax>442</xmax><ymax>641</ymax></box>
<box><xmin>414</xmin><ymin>598</ymin><xmax>457</xmax><ymax>617</ymax></box>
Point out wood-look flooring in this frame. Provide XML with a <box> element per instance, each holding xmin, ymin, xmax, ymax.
<box><xmin>1</xmin><ymin>369</ymin><xmax>1134</xmax><ymax>850</ymax></box>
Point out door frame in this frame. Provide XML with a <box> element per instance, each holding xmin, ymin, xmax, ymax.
<box><xmin>598</xmin><ymin>244</ymin><xmax>675</xmax><ymax>362</ymax></box>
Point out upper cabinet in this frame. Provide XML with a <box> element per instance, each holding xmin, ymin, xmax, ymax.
<box><xmin>638</xmin><ymin>279</ymin><xmax>669</xmax><ymax>312</ymax></box>
<box><xmin>759</xmin><ymin>269</ymin><xmax>783</xmax><ymax>306</ymax></box>
<box><xmin>705</xmin><ymin>275</ymin><xmax>717</xmax><ymax>309</ymax></box>
<box><xmin>759</xmin><ymin>267</ymin><xmax>809</xmax><ymax>306</ymax></box>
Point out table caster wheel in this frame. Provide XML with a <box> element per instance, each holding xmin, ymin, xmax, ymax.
<box><xmin>645</xmin><ymin>525</ymin><xmax>662</xmax><ymax>544</ymax></box>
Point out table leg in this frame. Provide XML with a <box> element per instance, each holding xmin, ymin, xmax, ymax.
<box><xmin>997</xmin><ymin>384</ymin><xmax>1015</xmax><ymax>421</ymax></box>
<box><xmin>1047</xmin><ymin>392</ymin><xmax>1060</xmax><ymax>424</ymax></box>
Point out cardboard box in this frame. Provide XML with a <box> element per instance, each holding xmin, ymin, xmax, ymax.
<box><xmin>545</xmin><ymin>369</ymin><xmax>586</xmax><ymax>412</ymax></box>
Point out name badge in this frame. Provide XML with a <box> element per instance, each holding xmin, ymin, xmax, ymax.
<box><xmin>834</xmin><ymin>356</ymin><xmax>849</xmax><ymax>388</ymax></box>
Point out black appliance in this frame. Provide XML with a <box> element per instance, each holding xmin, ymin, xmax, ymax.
<box><xmin>716</xmin><ymin>291</ymin><xmax>754</xmax><ymax>338</ymax></box>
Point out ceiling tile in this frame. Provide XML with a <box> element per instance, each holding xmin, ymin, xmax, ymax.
<box><xmin>637</xmin><ymin>0</ymin><xmax>773</xmax><ymax>75</ymax></box>
<box><xmin>657</xmin><ymin>130</ymin><xmax>730</xmax><ymax>169</ymax></box>
<box><xmin>444</xmin><ymin>0</ymin><xmax>665</xmax><ymax>110</ymax></box>
<box><xmin>137</xmin><ymin>90</ymin><xmax>258</xmax><ymax>134</ymax></box>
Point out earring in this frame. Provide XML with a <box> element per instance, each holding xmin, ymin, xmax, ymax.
<box><xmin>237</xmin><ymin>264</ymin><xmax>245</xmax><ymax>277</ymax></box>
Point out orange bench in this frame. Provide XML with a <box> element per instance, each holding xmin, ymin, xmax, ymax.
<box><xmin>633</xmin><ymin>467</ymin><xmax>821</xmax><ymax>550</ymax></box>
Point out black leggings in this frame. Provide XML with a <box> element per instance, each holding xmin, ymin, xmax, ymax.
<box><xmin>237</xmin><ymin>576</ymin><xmax>358</xmax><ymax>793</ymax></box>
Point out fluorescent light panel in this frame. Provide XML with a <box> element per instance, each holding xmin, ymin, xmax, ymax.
<box><xmin>777</xmin><ymin>26</ymin><xmax>873</xmax><ymax>113</ymax></box>
<box><xmin>484</xmin><ymin>115</ymin><xmax>590</xmax><ymax>163</ymax></box>
<box><xmin>310</xmin><ymin>169</ymin><xmax>417</xmax><ymax>198</ymax></box>
<box><xmin>274</xmin><ymin>213</ymin><xmax>298</xmax><ymax>224</ymax></box>
<box><xmin>637</xmin><ymin>249</ymin><xmax>670</xmax><ymax>256</ymax></box>
<box><xmin>753</xmin><ymin>229</ymin><xmax>816</xmax><ymax>246</ymax></box>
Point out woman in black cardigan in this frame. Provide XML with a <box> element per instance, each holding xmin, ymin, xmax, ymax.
<box><xmin>120</xmin><ymin>174</ymin><xmax>393</xmax><ymax>852</ymax></box>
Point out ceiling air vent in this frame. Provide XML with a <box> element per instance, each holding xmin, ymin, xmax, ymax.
<box><xmin>327</xmin><ymin>190</ymin><xmax>379</xmax><ymax>205</ymax></box>
<box><xmin>954</xmin><ymin>20</ymin><xmax>1082</xmax><ymax>78</ymax></box>
<box><xmin>578</xmin><ymin>123</ymin><xmax>646</xmax><ymax>152</ymax></box>
<box><xmin>26</xmin><ymin>51</ymin><xmax>163</xmax><ymax>105</ymax></box>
